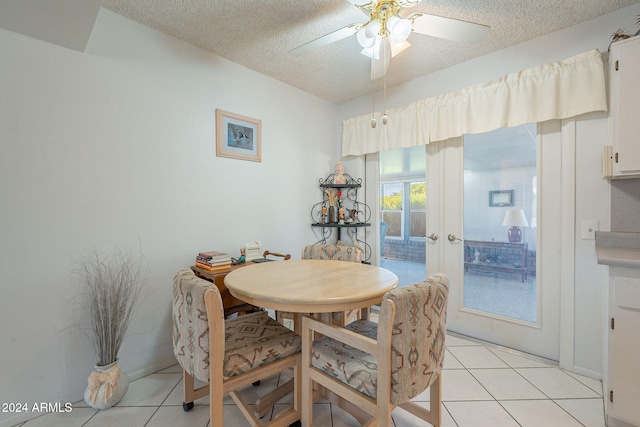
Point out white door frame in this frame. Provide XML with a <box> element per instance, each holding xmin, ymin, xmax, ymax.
<box><xmin>360</xmin><ymin>119</ymin><xmax>576</xmax><ymax>367</ymax></box>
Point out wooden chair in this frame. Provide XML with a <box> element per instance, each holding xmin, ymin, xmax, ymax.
<box><xmin>173</xmin><ymin>269</ymin><xmax>302</xmax><ymax>427</ymax></box>
<box><xmin>300</xmin><ymin>243</ymin><xmax>364</xmax><ymax>325</ymax></box>
<box><xmin>301</xmin><ymin>274</ymin><xmax>449</xmax><ymax>427</ymax></box>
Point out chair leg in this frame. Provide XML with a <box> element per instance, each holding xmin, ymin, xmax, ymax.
<box><xmin>429</xmin><ymin>375</ymin><xmax>442</xmax><ymax>427</ymax></box>
<box><xmin>182</xmin><ymin>369</ymin><xmax>196</xmax><ymax>411</ymax></box>
<box><xmin>301</xmin><ymin>322</ymin><xmax>314</xmax><ymax>427</ymax></box>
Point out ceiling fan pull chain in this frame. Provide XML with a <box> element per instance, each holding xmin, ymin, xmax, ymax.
<box><xmin>383</xmin><ymin>46</ymin><xmax>388</xmax><ymax>125</ymax></box>
<box><xmin>371</xmin><ymin>84</ymin><xmax>377</xmax><ymax>128</ymax></box>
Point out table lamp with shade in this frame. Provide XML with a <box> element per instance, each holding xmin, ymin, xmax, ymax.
<box><xmin>502</xmin><ymin>209</ymin><xmax>528</xmax><ymax>242</ymax></box>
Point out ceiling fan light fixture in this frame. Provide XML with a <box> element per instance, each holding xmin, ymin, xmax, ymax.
<box><xmin>347</xmin><ymin>0</ymin><xmax>373</xmax><ymax>6</ymax></box>
<box><xmin>361</xmin><ymin>36</ymin><xmax>382</xmax><ymax>59</ymax></box>
<box><xmin>388</xmin><ymin>16</ymin><xmax>412</xmax><ymax>43</ymax></box>
<box><xmin>356</xmin><ymin>20</ymin><xmax>381</xmax><ymax>49</ymax></box>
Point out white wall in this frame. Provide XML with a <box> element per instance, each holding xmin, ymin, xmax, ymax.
<box><xmin>0</xmin><ymin>8</ymin><xmax>339</xmax><ymax>426</ymax></box>
<box><xmin>339</xmin><ymin>4</ymin><xmax>640</xmax><ymax>377</ymax></box>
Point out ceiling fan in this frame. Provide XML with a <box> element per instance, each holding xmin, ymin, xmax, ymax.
<box><xmin>289</xmin><ymin>0</ymin><xmax>490</xmax><ymax>80</ymax></box>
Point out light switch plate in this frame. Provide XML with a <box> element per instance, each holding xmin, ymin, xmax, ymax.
<box><xmin>581</xmin><ymin>220</ymin><xmax>599</xmax><ymax>240</ymax></box>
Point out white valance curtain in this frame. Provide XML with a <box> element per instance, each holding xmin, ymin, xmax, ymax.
<box><xmin>342</xmin><ymin>49</ymin><xmax>608</xmax><ymax>157</ymax></box>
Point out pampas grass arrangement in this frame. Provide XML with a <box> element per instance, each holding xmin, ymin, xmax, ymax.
<box><xmin>76</xmin><ymin>248</ymin><xmax>144</xmax><ymax>367</ymax></box>
<box><xmin>76</xmin><ymin>248</ymin><xmax>145</xmax><ymax>409</ymax></box>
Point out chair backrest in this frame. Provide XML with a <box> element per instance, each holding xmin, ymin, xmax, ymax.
<box><xmin>172</xmin><ymin>268</ymin><xmax>222</xmax><ymax>382</ymax></box>
<box><xmin>301</xmin><ymin>244</ymin><xmax>362</xmax><ymax>263</ymax></box>
<box><xmin>381</xmin><ymin>273</ymin><xmax>449</xmax><ymax>405</ymax></box>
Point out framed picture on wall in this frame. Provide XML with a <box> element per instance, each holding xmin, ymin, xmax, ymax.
<box><xmin>489</xmin><ymin>190</ymin><xmax>514</xmax><ymax>207</ymax></box>
<box><xmin>216</xmin><ymin>109</ymin><xmax>262</xmax><ymax>162</ymax></box>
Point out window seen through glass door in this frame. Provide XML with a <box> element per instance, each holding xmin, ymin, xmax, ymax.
<box><xmin>379</xmin><ymin>146</ymin><xmax>427</xmax><ymax>288</ymax></box>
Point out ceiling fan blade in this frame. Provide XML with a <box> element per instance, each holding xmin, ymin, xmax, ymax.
<box><xmin>289</xmin><ymin>25</ymin><xmax>359</xmax><ymax>56</ymax></box>
<box><xmin>409</xmin><ymin>13</ymin><xmax>489</xmax><ymax>44</ymax></box>
<box><xmin>371</xmin><ymin>39</ymin><xmax>391</xmax><ymax>80</ymax></box>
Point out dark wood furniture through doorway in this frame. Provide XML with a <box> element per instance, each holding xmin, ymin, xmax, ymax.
<box><xmin>464</xmin><ymin>240</ymin><xmax>528</xmax><ymax>282</ymax></box>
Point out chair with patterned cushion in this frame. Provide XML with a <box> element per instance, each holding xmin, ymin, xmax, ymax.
<box><xmin>300</xmin><ymin>243</ymin><xmax>362</xmax><ymax>263</ymax></box>
<box><xmin>301</xmin><ymin>273</ymin><xmax>449</xmax><ymax>427</ymax></box>
<box><xmin>173</xmin><ymin>269</ymin><xmax>302</xmax><ymax>427</ymax></box>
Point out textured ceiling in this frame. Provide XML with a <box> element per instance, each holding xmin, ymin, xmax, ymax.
<box><xmin>102</xmin><ymin>0</ymin><xmax>640</xmax><ymax>104</ymax></box>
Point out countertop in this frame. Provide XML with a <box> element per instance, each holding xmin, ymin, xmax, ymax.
<box><xmin>595</xmin><ymin>231</ymin><xmax>640</xmax><ymax>268</ymax></box>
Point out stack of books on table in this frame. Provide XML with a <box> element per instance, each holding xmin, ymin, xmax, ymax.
<box><xmin>194</xmin><ymin>250</ymin><xmax>231</xmax><ymax>273</ymax></box>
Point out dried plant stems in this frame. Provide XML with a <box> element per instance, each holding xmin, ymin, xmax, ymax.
<box><xmin>77</xmin><ymin>249</ymin><xmax>144</xmax><ymax>367</ymax></box>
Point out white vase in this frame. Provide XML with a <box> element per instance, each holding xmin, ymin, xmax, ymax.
<box><xmin>84</xmin><ymin>359</ymin><xmax>129</xmax><ymax>409</ymax></box>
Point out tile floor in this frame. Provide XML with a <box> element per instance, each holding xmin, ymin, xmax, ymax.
<box><xmin>14</xmin><ymin>332</ymin><xmax>605</xmax><ymax>427</ymax></box>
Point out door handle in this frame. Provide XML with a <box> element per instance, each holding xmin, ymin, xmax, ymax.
<box><xmin>447</xmin><ymin>234</ymin><xmax>462</xmax><ymax>242</ymax></box>
<box><xmin>427</xmin><ymin>233</ymin><xmax>438</xmax><ymax>241</ymax></box>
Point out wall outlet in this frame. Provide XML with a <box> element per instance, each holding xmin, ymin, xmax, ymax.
<box><xmin>581</xmin><ymin>220</ymin><xmax>599</xmax><ymax>240</ymax></box>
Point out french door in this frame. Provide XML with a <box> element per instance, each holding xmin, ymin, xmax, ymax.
<box><xmin>425</xmin><ymin>121</ymin><xmax>562</xmax><ymax>360</ymax></box>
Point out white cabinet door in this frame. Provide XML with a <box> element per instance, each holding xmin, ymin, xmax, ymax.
<box><xmin>608</xmin><ymin>269</ymin><xmax>640</xmax><ymax>426</ymax></box>
<box><xmin>610</xmin><ymin>37</ymin><xmax>640</xmax><ymax>177</ymax></box>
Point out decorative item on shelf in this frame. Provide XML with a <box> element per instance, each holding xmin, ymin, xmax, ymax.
<box><xmin>328</xmin><ymin>205</ymin><xmax>338</xmax><ymax>223</ymax></box>
<box><xmin>502</xmin><ymin>209</ymin><xmax>529</xmax><ymax>243</ymax></box>
<box><xmin>195</xmin><ymin>250</ymin><xmax>231</xmax><ymax>272</ymax></box>
<box><xmin>348</xmin><ymin>209</ymin><xmax>357</xmax><ymax>223</ymax></box>
<box><xmin>311</xmin><ymin>171</ymin><xmax>372</xmax><ymax>262</ymax></box>
<box><xmin>608</xmin><ymin>15</ymin><xmax>640</xmax><ymax>50</ymax></box>
<box><xmin>75</xmin><ymin>248</ymin><xmax>145</xmax><ymax>410</ymax></box>
<box><xmin>333</xmin><ymin>161</ymin><xmax>346</xmax><ymax>184</ymax></box>
<box><xmin>241</xmin><ymin>241</ymin><xmax>262</xmax><ymax>262</ymax></box>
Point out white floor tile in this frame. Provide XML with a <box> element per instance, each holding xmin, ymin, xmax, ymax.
<box><xmin>444</xmin><ymin>401</ymin><xmax>520</xmax><ymax>427</ymax></box>
<box><xmin>469</xmin><ymin>368</ymin><xmax>547</xmax><ymax>400</ymax></box>
<box><xmin>83</xmin><ymin>406</ymin><xmax>158</xmax><ymax>427</ymax></box>
<box><xmin>565</xmin><ymin>371</ymin><xmax>604</xmax><ymax>396</ymax></box>
<box><xmin>115</xmin><ymin>373</ymin><xmax>182</xmax><ymax>407</ymax></box>
<box><xmin>443</xmin><ymin>349</ymin><xmax>464</xmax><ymax>369</ymax></box>
<box><xmin>19</xmin><ymin>407</ymin><xmax>98</xmax><ymax>427</ymax></box>
<box><xmin>489</xmin><ymin>347</ymin><xmax>556</xmax><ymax>368</ymax></box>
<box><xmin>515</xmin><ymin>368</ymin><xmax>601</xmax><ymax>399</ymax></box>
<box><xmin>445</xmin><ymin>333</ymin><xmax>482</xmax><ymax>347</ymax></box>
<box><xmin>554</xmin><ymin>398</ymin><xmax>606</xmax><ymax>427</ymax></box>
<box><xmin>156</xmin><ymin>364</ymin><xmax>182</xmax><ymax>374</ymax></box>
<box><xmin>447</xmin><ymin>346</ymin><xmax>510</xmax><ymax>369</ymax></box>
<box><xmin>145</xmin><ymin>405</ymin><xmax>210</xmax><ymax>427</ymax></box>
<box><xmin>392</xmin><ymin>402</ymin><xmax>457</xmax><ymax>427</ymax></box>
<box><xmin>441</xmin><ymin>370</ymin><xmax>494</xmax><ymax>401</ymax></box>
<box><xmin>499</xmin><ymin>400</ymin><xmax>584</xmax><ymax>427</ymax></box>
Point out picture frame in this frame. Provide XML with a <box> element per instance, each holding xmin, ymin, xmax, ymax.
<box><xmin>489</xmin><ymin>190</ymin><xmax>514</xmax><ymax>207</ymax></box>
<box><xmin>216</xmin><ymin>109</ymin><xmax>262</xmax><ymax>162</ymax></box>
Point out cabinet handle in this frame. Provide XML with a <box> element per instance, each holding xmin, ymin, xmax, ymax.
<box><xmin>447</xmin><ymin>234</ymin><xmax>462</xmax><ymax>242</ymax></box>
<box><xmin>427</xmin><ymin>233</ymin><xmax>438</xmax><ymax>241</ymax></box>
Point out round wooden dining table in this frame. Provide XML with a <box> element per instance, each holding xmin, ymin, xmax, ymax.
<box><xmin>225</xmin><ymin>259</ymin><xmax>398</xmax><ymax>422</ymax></box>
<box><xmin>224</xmin><ymin>259</ymin><xmax>399</xmax><ymax>316</ymax></box>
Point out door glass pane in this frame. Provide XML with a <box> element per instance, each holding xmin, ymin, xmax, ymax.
<box><xmin>410</xmin><ymin>182</ymin><xmax>426</xmax><ymax>238</ymax></box>
<box><xmin>379</xmin><ymin>148</ymin><xmax>427</xmax><ymax>287</ymax></box>
<box><xmin>381</xmin><ymin>183</ymin><xmax>403</xmax><ymax>238</ymax></box>
<box><xmin>463</xmin><ymin>124</ymin><xmax>538</xmax><ymax>322</ymax></box>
